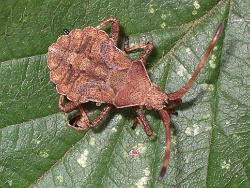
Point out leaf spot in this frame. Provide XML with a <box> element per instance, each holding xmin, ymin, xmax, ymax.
<box><xmin>193</xmin><ymin>1</ymin><xmax>200</xmax><ymax>9</ymax></box>
<box><xmin>138</xmin><ymin>143</ymin><xmax>146</xmax><ymax>153</ymax></box>
<box><xmin>112</xmin><ymin>127</ymin><xmax>117</xmax><ymax>133</ymax></box>
<box><xmin>77</xmin><ymin>149</ymin><xmax>89</xmax><ymax>168</ymax></box>
<box><xmin>135</xmin><ymin>177</ymin><xmax>148</xmax><ymax>187</ymax></box>
<box><xmin>161</xmin><ymin>22</ymin><xmax>166</xmax><ymax>28</ymax></box>
<box><xmin>202</xmin><ymin>113</ymin><xmax>211</xmax><ymax>119</ymax></box>
<box><xmin>213</xmin><ymin>46</ymin><xmax>218</xmax><ymax>51</ymax></box>
<box><xmin>177</xmin><ymin>64</ymin><xmax>186</xmax><ymax>77</ymax></box>
<box><xmin>221</xmin><ymin>159</ymin><xmax>231</xmax><ymax>170</ymax></box>
<box><xmin>7</xmin><ymin>180</ymin><xmax>13</xmax><ymax>186</ymax></box>
<box><xmin>56</xmin><ymin>175</ymin><xmax>64</xmax><ymax>183</ymax></box>
<box><xmin>209</xmin><ymin>61</ymin><xmax>216</xmax><ymax>68</ymax></box>
<box><xmin>38</xmin><ymin>149</ymin><xmax>49</xmax><ymax>158</ymax></box>
<box><xmin>185</xmin><ymin>127</ymin><xmax>192</xmax><ymax>135</ymax></box>
<box><xmin>209</xmin><ymin>54</ymin><xmax>217</xmax><ymax>69</ymax></box>
<box><xmin>192</xmin><ymin>10</ymin><xmax>198</xmax><ymax>15</ymax></box>
<box><xmin>193</xmin><ymin>125</ymin><xmax>200</xmax><ymax>136</ymax></box>
<box><xmin>135</xmin><ymin>166</ymin><xmax>150</xmax><ymax>187</ymax></box>
<box><xmin>171</xmin><ymin>135</ymin><xmax>177</xmax><ymax>145</ymax></box>
<box><xmin>208</xmin><ymin>84</ymin><xmax>214</xmax><ymax>91</ymax></box>
<box><xmin>185</xmin><ymin>125</ymin><xmax>201</xmax><ymax>136</ymax></box>
<box><xmin>202</xmin><ymin>83</ymin><xmax>214</xmax><ymax>91</ymax></box>
<box><xmin>149</xmin><ymin>5</ymin><xmax>155</xmax><ymax>14</ymax></box>
<box><xmin>89</xmin><ymin>137</ymin><xmax>95</xmax><ymax>146</ymax></box>
<box><xmin>143</xmin><ymin>167</ymin><xmax>150</xmax><ymax>176</ymax></box>
<box><xmin>186</xmin><ymin>47</ymin><xmax>191</xmax><ymax>54</ymax></box>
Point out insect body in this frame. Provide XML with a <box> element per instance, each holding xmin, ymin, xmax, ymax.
<box><xmin>47</xmin><ymin>17</ymin><xmax>223</xmax><ymax>180</ymax></box>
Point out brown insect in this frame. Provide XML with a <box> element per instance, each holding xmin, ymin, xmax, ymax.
<box><xmin>47</xmin><ymin>17</ymin><xmax>223</xmax><ymax>180</ymax></box>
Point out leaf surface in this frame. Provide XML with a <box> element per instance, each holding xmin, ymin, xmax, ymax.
<box><xmin>0</xmin><ymin>0</ymin><xmax>249</xmax><ymax>187</ymax></box>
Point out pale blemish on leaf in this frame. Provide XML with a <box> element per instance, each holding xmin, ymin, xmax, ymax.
<box><xmin>202</xmin><ymin>83</ymin><xmax>209</xmax><ymax>90</ymax></box>
<box><xmin>193</xmin><ymin>125</ymin><xmax>200</xmax><ymax>136</ymax></box>
<box><xmin>193</xmin><ymin>1</ymin><xmax>200</xmax><ymax>9</ymax></box>
<box><xmin>221</xmin><ymin>159</ymin><xmax>231</xmax><ymax>170</ymax></box>
<box><xmin>209</xmin><ymin>54</ymin><xmax>217</xmax><ymax>69</ymax></box>
<box><xmin>77</xmin><ymin>149</ymin><xmax>89</xmax><ymax>168</ymax></box>
<box><xmin>135</xmin><ymin>177</ymin><xmax>148</xmax><ymax>188</ymax></box>
<box><xmin>177</xmin><ymin>64</ymin><xmax>185</xmax><ymax>77</ymax></box>
<box><xmin>202</xmin><ymin>113</ymin><xmax>211</xmax><ymax>119</ymax></box>
<box><xmin>202</xmin><ymin>83</ymin><xmax>214</xmax><ymax>91</ymax></box>
<box><xmin>161</xmin><ymin>14</ymin><xmax>167</xmax><ymax>20</ymax></box>
<box><xmin>192</xmin><ymin>1</ymin><xmax>200</xmax><ymax>15</ymax></box>
<box><xmin>135</xmin><ymin>128</ymin><xmax>141</xmax><ymax>135</ymax></box>
<box><xmin>7</xmin><ymin>180</ymin><xmax>12</xmax><ymax>186</ymax></box>
<box><xmin>208</xmin><ymin>84</ymin><xmax>214</xmax><ymax>91</ymax></box>
<box><xmin>161</xmin><ymin>22</ymin><xmax>166</xmax><ymax>28</ymax></box>
<box><xmin>143</xmin><ymin>167</ymin><xmax>150</xmax><ymax>176</ymax></box>
<box><xmin>112</xmin><ymin>127</ymin><xmax>117</xmax><ymax>133</ymax></box>
<box><xmin>186</xmin><ymin>47</ymin><xmax>191</xmax><ymax>54</ymax></box>
<box><xmin>56</xmin><ymin>175</ymin><xmax>64</xmax><ymax>183</ymax></box>
<box><xmin>209</xmin><ymin>60</ymin><xmax>216</xmax><ymax>68</ymax></box>
<box><xmin>192</xmin><ymin>10</ymin><xmax>198</xmax><ymax>15</ymax></box>
<box><xmin>171</xmin><ymin>135</ymin><xmax>177</xmax><ymax>145</ymax></box>
<box><xmin>38</xmin><ymin>149</ymin><xmax>49</xmax><ymax>158</ymax></box>
<box><xmin>211</xmin><ymin>54</ymin><xmax>216</xmax><ymax>61</ymax></box>
<box><xmin>135</xmin><ymin>167</ymin><xmax>150</xmax><ymax>187</ymax></box>
<box><xmin>213</xmin><ymin>46</ymin><xmax>218</xmax><ymax>51</ymax></box>
<box><xmin>185</xmin><ymin>125</ymin><xmax>201</xmax><ymax>136</ymax></box>
<box><xmin>89</xmin><ymin>137</ymin><xmax>95</xmax><ymax>146</ymax></box>
<box><xmin>185</xmin><ymin>127</ymin><xmax>192</xmax><ymax>136</ymax></box>
<box><xmin>138</xmin><ymin>143</ymin><xmax>146</xmax><ymax>153</ymax></box>
<box><xmin>149</xmin><ymin>5</ymin><xmax>155</xmax><ymax>14</ymax></box>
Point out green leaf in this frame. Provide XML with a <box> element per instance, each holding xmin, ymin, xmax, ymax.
<box><xmin>1</xmin><ymin>0</ymin><xmax>249</xmax><ymax>187</ymax></box>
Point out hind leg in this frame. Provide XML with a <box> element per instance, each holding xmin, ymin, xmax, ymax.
<box><xmin>67</xmin><ymin>104</ymin><xmax>113</xmax><ymax>130</ymax></box>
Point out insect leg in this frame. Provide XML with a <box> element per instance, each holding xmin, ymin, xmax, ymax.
<box><xmin>158</xmin><ymin>109</ymin><xmax>171</xmax><ymax>181</ymax></box>
<box><xmin>95</xmin><ymin>17</ymin><xmax>120</xmax><ymax>45</ymax></box>
<box><xmin>67</xmin><ymin>109</ymin><xmax>89</xmax><ymax>130</ymax></box>
<box><xmin>67</xmin><ymin>104</ymin><xmax>112</xmax><ymax>130</ymax></box>
<box><xmin>164</xmin><ymin>98</ymin><xmax>182</xmax><ymax>115</ymax></box>
<box><xmin>124</xmin><ymin>36</ymin><xmax>153</xmax><ymax>64</ymax></box>
<box><xmin>132</xmin><ymin>106</ymin><xmax>154</xmax><ymax>136</ymax></box>
<box><xmin>58</xmin><ymin>95</ymin><xmax>80</xmax><ymax>112</ymax></box>
<box><xmin>88</xmin><ymin>104</ymin><xmax>113</xmax><ymax>127</ymax></box>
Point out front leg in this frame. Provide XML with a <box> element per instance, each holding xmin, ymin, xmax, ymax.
<box><xmin>124</xmin><ymin>36</ymin><xmax>153</xmax><ymax>64</ymax></box>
